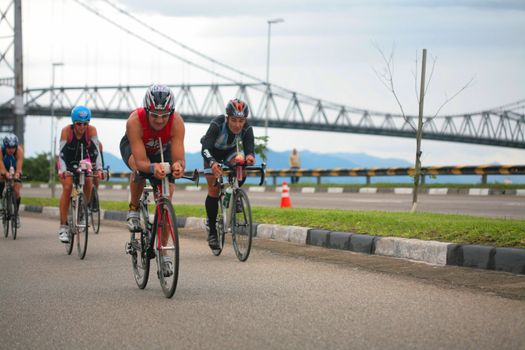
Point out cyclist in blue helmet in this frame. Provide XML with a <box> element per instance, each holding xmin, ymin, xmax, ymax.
<box><xmin>0</xmin><ymin>133</ymin><xmax>24</xmax><ymax>227</ymax></box>
<box><xmin>56</xmin><ymin>105</ymin><xmax>103</xmax><ymax>243</ymax></box>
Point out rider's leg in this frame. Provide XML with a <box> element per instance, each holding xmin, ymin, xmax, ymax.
<box><xmin>0</xmin><ymin>180</ymin><xmax>4</xmax><ymax>210</ymax></box>
<box><xmin>161</xmin><ymin>182</ymin><xmax>176</xmax><ymax>249</ymax></box>
<box><xmin>14</xmin><ymin>182</ymin><xmax>21</xmax><ymax>227</ymax></box>
<box><xmin>205</xmin><ymin>175</ymin><xmax>220</xmax><ymax>247</ymax></box>
<box><xmin>126</xmin><ymin>155</ymin><xmax>145</xmax><ymax>232</ymax></box>
<box><xmin>59</xmin><ymin>177</ymin><xmax>73</xmax><ymax>225</ymax></box>
<box><xmin>83</xmin><ymin>176</ymin><xmax>93</xmax><ymax>204</ymax></box>
<box><xmin>58</xmin><ymin>176</ymin><xmax>73</xmax><ymax>242</ymax></box>
<box><xmin>14</xmin><ymin>182</ymin><xmax>21</xmax><ymax>210</ymax></box>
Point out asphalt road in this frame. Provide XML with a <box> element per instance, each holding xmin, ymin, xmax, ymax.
<box><xmin>23</xmin><ymin>186</ymin><xmax>525</xmax><ymax>219</ymax></box>
<box><xmin>1</xmin><ymin>215</ymin><xmax>524</xmax><ymax>349</ymax></box>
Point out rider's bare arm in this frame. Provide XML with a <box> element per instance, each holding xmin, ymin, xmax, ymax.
<box><xmin>15</xmin><ymin>145</ymin><xmax>24</xmax><ymax>176</ymax></box>
<box><xmin>126</xmin><ymin>111</ymin><xmax>151</xmax><ymax>174</ymax></box>
<box><xmin>87</xmin><ymin>125</ymin><xmax>103</xmax><ymax>172</ymax></box>
<box><xmin>57</xmin><ymin>126</ymin><xmax>70</xmax><ymax>176</ymax></box>
<box><xmin>170</xmin><ymin>112</ymin><xmax>185</xmax><ymax>178</ymax></box>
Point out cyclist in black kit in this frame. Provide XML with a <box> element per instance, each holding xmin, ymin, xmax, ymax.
<box><xmin>56</xmin><ymin>105</ymin><xmax>103</xmax><ymax>243</ymax></box>
<box><xmin>200</xmin><ymin>98</ymin><xmax>255</xmax><ymax>250</ymax></box>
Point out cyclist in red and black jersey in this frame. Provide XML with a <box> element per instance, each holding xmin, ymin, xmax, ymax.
<box><xmin>120</xmin><ymin>84</ymin><xmax>185</xmax><ymax>233</ymax></box>
<box><xmin>57</xmin><ymin>105</ymin><xmax>103</xmax><ymax>243</ymax></box>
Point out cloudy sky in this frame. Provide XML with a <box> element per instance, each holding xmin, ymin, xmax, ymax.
<box><xmin>5</xmin><ymin>0</ymin><xmax>525</xmax><ymax>165</ymax></box>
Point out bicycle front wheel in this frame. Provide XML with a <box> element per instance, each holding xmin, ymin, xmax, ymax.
<box><xmin>10</xmin><ymin>194</ymin><xmax>17</xmax><ymax>240</ymax></box>
<box><xmin>90</xmin><ymin>187</ymin><xmax>101</xmax><ymax>234</ymax></box>
<box><xmin>231</xmin><ymin>188</ymin><xmax>253</xmax><ymax>262</ymax></box>
<box><xmin>76</xmin><ymin>193</ymin><xmax>89</xmax><ymax>259</ymax></box>
<box><xmin>2</xmin><ymin>196</ymin><xmax>9</xmax><ymax>238</ymax></box>
<box><xmin>65</xmin><ymin>200</ymin><xmax>74</xmax><ymax>255</ymax></box>
<box><xmin>153</xmin><ymin>198</ymin><xmax>179</xmax><ymax>298</ymax></box>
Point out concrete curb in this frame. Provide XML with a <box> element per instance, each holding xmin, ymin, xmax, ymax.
<box><xmin>32</xmin><ymin>183</ymin><xmax>524</xmax><ymax>195</ymax></box>
<box><xmin>22</xmin><ymin>205</ymin><xmax>525</xmax><ymax>275</ymax></box>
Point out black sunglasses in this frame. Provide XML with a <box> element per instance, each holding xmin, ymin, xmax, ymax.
<box><xmin>75</xmin><ymin>122</ymin><xmax>88</xmax><ymax>126</ymax></box>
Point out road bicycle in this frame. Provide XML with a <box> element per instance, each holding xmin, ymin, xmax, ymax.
<box><xmin>64</xmin><ymin>159</ymin><xmax>93</xmax><ymax>260</ymax></box>
<box><xmin>89</xmin><ymin>166</ymin><xmax>110</xmax><ymax>234</ymax></box>
<box><xmin>210</xmin><ymin>161</ymin><xmax>266</xmax><ymax>261</ymax></box>
<box><xmin>126</xmin><ymin>164</ymin><xmax>199</xmax><ymax>298</ymax></box>
<box><xmin>2</xmin><ymin>167</ymin><xmax>24</xmax><ymax>240</ymax></box>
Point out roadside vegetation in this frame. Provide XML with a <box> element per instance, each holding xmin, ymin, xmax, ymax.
<box><xmin>22</xmin><ymin>197</ymin><xmax>525</xmax><ymax>249</ymax></box>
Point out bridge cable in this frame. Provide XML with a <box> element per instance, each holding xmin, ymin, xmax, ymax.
<box><xmin>71</xmin><ymin>0</ymin><xmax>242</xmax><ymax>84</ymax></box>
<box><xmin>101</xmin><ymin>0</ymin><xmax>264</xmax><ymax>85</ymax></box>
<box><xmin>73</xmin><ymin>0</ymin><xmax>375</xmax><ymax>115</ymax></box>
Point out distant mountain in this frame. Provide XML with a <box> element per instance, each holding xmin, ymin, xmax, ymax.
<box><xmin>102</xmin><ymin>152</ymin><xmax>128</xmax><ymax>173</ymax></box>
<box><xmin>103</xmin><ymin>149</ymin><xmax>410</xmax><ymax>173</ymax></box>
<box><xmin>102</xmin><ymin>150</ymin><xmax>524</xmax><ymax>184</ymax></box>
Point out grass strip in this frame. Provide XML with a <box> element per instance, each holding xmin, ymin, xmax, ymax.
<box><xmin>22</xmin><ymin>197</ymin><xmax>525</xmax><ymax>248</ymax></box>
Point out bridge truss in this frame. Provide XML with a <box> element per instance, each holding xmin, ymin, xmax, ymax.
<box><xmin>1</xmin><ymin>83</ymin><xmax>524</xmax><ymax>149</ymax></box>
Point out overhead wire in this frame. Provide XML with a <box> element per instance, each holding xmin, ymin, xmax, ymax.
<box><xmin>71</xmin><ymin>0</ymin><xmax>240</xmax><ymax>84</ymax></box>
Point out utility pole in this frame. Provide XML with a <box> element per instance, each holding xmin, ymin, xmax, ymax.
<box><xmin>264</xmin><ymin>18</ymin><xmax>284</xmax><ymax>140</ymax></box>
<box><xmin>14</xmin><ymin>0</ymin><xmax>25</xmax><ymax>144</ymax></box>
<box><xmin>49</xmin><ymin>62</ymin><xmax>64</xmax><ymax>198</ymax></box>
<box><xmin>411</xmin><ymin>48</ymin><xmax>427</xmax><ymax>213</ymax></box>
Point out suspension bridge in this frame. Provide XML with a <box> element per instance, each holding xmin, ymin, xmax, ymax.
<box><xmin>0</xmin><ymin>0</ymin><xmax>524</xmax><ymax>149</ymax></box>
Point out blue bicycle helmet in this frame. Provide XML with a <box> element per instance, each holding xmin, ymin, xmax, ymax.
<box><xmin>71</xmin><ymin>105</ymin><xmax>91</xmax><ymax>123</ymax></box>
<box><xmin>3</xmin><ymin>133</ymin><xmax>18</xmax><ymax>148</ymax></box>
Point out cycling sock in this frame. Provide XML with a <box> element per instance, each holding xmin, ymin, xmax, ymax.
<box><xmin>205</xmin><ymin>195</ymin><xmax>219</xmax><ymax>233</ymax></box>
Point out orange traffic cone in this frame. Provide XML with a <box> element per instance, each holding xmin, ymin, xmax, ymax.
<box><xmin>280</xmin><ymin>181</ymin><xmax>292</xmax><ymax>208</ymax></box>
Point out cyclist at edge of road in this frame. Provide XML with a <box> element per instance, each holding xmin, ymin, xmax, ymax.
<box><xmin>0</xmin><ymin>133</ymin><xmax>24</xmax><ymax>228</ymax></box>
<box><xmin>200</xmin><ymin>98</ymin><xmax>255</xmax><ymax>250</ymax></box>
<box><xmin>119</xmin><ymin>84</ymin><xmax>185</xmax><ymax>226</ymax></box>
<box><xmin>56</xmin><ymin>105</ymin><xmax>103</xmax><ymax>243</ymax></box>
<box><xmin>119</xmin><ymin>84</ymin><xmax>185</xmax><ymax>273</ymax></box>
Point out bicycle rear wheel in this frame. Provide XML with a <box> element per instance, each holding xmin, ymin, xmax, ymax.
<box><xmin>231</xmin><ymin>188</ymin><xmax>253</xmax><ymax>262</ymax></box>
<box><xmin>90</xmin><ymin>187</ymin><xmax>101</xmax><ymax>234</ymax></box>
<box><xmin>131</xmin><ymin>201</ymin><xmax>151</xmax><ymax>289</ymax></box>
<box><xmin>2</xmin><ymin>195</ymin><xmax>10</xmax><ymax>238</ymax></box>
<box><xmin>10</xmin><ymin>194</ymin><xmax>17</xmax><ymax>240</ymax></box>
<box><xmin>76</xmin><ymin>193</ymin><xmax>89</xmax><ymax>259</ymax></box>
<box><xmin>153</xmin><ymin>198</ymin><xmax>179</xmax><ymax>298</ymax></box>
<box><xmin>65</xmin><ymin>200</ymin><xmax>75</xmax><ymax>255</ymax></box>
<box><xmin>131</xmin><ymin>231</ymin><xmax>150</xmax><ymax>289</ymax></box>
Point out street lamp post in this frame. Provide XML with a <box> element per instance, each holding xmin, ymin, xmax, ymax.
<box><xmin>49</xmin><ymin>62</ymin><xmax>64</xmax><ymax>198</ymax></box>
<box><xmin>264</xmin><ymin>18</ymin><xmax>284</xmax><ymax>139</ymax></box>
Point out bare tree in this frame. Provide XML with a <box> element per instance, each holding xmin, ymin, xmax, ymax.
<box><xmin>373</xmin><ymin>44</ymin><xmax>473</xmax><ymax>212</ymax></box>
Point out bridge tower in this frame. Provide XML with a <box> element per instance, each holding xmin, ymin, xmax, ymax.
<box><xmin>0</xmin><ymin>0</ymin><xmax>24</xmax><ymax>144</ymax></box>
